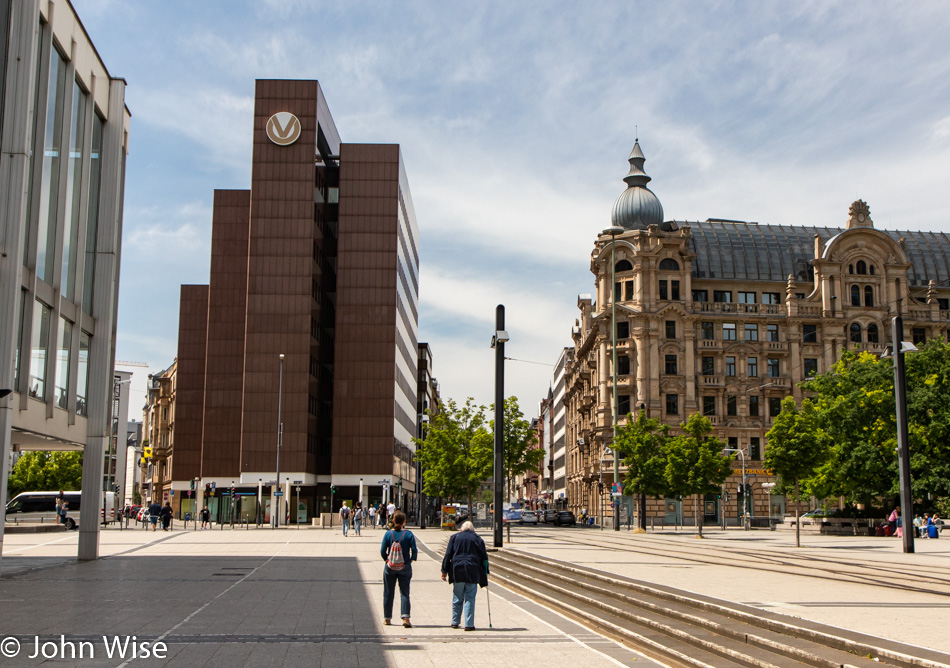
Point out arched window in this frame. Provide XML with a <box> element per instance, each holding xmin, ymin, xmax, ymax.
<box><xmin>869</xmin><ymin>265</ymin><xmax>875</xmax><ymax>275</ymax></box>
<box><xmin>856</xmin><ymin>260</ymin><xmax>867</xmax><ymax>275</ymax></box>
<box><xmin>615</xmin><ymin>259</ymin><xmax>633</xmax><ymax>272</ymax></box>
<box><xmin>864</xmin><ymin>285</ymin><xmax>874</xmax><ymax>307</ymax></box>
<box><xmin>659</xmin><ymin>258</ymin><xmax>679</xmax><ymax>271</ymax></box>
<box><xmin>849</xmin><ymin>322</ymin><xmax>862</xmax><ymax>343</ymax></box>
<box><xmin>867</xmin><ymin>323</ymin><xmax>879</xmax><ymax>344</ymax></box>
<box><xmin>850</xmin><ymin>285</ymin><xmax>861</xmax><ymax>306</ymax></box>
<box><xmin>849</xmin><ymin>264</ymin><xmax>854</xmax><ymax>274</ymax></box>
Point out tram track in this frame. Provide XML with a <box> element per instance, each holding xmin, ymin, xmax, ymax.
<box><xmin>511</xmin><ymin>528</ymin><xmax>950</xmax><ymax>598</ymax></box>
<box><xmin>488</xmin><ymin>547</ymin><xmax>950</xmax><ymax>668</ymax></box>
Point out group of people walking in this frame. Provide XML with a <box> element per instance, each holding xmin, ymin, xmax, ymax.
<box><xmin>377</xmin><ymin>515</ymin><xmax>490</xmax><ymax>631</ymax></box>
<box><xmin>340</xmin><ymin>500</ymin><xmax>396</xmax><ymax>536</ymax></box>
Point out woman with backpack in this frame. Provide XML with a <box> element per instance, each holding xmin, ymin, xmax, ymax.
<box><xmin>354</xmin><ymin>504</ymin><xmax>363</xmax><ymax>536</ymax></box>
<box><xmin>379</xmin><ymin>510</ymin><xmax>418</xmax><ymax>628</ymax></box>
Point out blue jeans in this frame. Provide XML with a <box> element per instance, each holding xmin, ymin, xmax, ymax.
<box><xmin>452</xmin><ymin>581</ymin><xmax>478</xmax><ymax>628</ymax></box>
<box><xmin>354</xmin><ymin>519</ymin><xmax>361</xmax><ymax>535</ymax></box>
<box><xmin>383</xmin><ymin>566</ymin><xmax>412</xmax><ymax>620</ymax></box>
<box><xmin>342</xmin><ymin>519</ymin><xmax>348</xmax><ymax>536</ymax></box>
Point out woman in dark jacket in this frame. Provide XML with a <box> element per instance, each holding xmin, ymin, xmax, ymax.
<box><xmin>160</xmin><ymin>502</ymin><xmax>173</xmax><ymax>531</ymax></box>
<box><xmin>441</xmin><ymin>521</ymin><xmax>489</xmax><ymax>630</ymax></box>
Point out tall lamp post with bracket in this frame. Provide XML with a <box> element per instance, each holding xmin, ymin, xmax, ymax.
<box><xmin>603</xmin><ymin>225</ymin><xmax>624</xmax><ymax>531</ymax></box>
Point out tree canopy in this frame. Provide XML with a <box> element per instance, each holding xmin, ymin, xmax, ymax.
<box><xmin>7</xmin><ymin>451</ymin><xmax>83</xmax><ymax>498</ymax></box>
<box><xmin>764</xmin><ymin>396</ymin><xmax>831</xmax><ymax>546</ymax></box>
<box><xmin>616</xmin><ymin>412</ymin><xmax>670</xmax><ymax>499</ymax></box>
<box><xmin>490</xmin><ymin>396</ymin><xmax>544</xmax><ymax>500</ymax></box>
<box><xmin>414</xmin><ymin>398</ymin><xmax>492</xmax><ymax>509</ymax></box>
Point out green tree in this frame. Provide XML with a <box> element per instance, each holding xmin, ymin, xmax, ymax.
<box><xmin>414</xmin><ymin>398</ymin><xmax>493</xmax><ymax>519</ymax></box>
<box><xmin>765</xmin><ymin>396</ymin><xmax>832</xmax><ymax>547</ymax></box>
<box><xmin>663</xmin><ymin>414</ymin><xmax>733</xmax><ymax>537</ymax></box>
<box><xmin>7</xmin><ymin>451</ymin><xmax>83</xmax><ymax>498</ymax></box>
<box><xmin>615</xmin><ymin>412</ymin><xmax>670</xmax><ymax>529</ymax></box>
<box><xmin>490</xmin><ymin>397</ymin><xmax>544</xmax><ymax>501</ymax></box>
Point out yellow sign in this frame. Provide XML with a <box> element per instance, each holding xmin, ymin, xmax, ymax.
<box><xmin>732</xmin><ymin>468</ymin><xmax>774</xmax><ymax>476</ymax></box>
<box><xmin>143</xmin><ymin>446</ymin><xmax>153</xmax><ymax>458</ymax></box>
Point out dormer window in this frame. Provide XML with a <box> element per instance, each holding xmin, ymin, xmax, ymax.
<box><xmin>659</xmin><ymin>258</ymin><xmax>679</xmax><ymax>271</ymax></box>
<box><xmin>615</xmin><ymin>259</ymin><xmax>633</xmax><ymax>272</ymax></box>
<box><xmin>856</xmin><ymin>260</ymin><xmax>868</xmax><ymax>275</ymax></box>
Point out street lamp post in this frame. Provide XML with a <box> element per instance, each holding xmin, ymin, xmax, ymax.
<box><xmin>724</xmin><ymin>447</ymin><xmax>748</xmax><ymax>530</ymax></box>
<box><xmin>491</xmin><ymin>306</ymin><xmax>509</xmax><ymax>548</ymax></box>
<box><xmin>892</xmin><ymin>316</ymin><xmax>916</xmax><ymax>554</ymax></box>
<box><xmin>274</xmin><ymin>353</ymin><xmax>284</xmax><ymax>528</ymax></box>
<box><xmin>604</xmin><ymin>225</ymin><xmax>624</xmax><ymax>531</ymax></box>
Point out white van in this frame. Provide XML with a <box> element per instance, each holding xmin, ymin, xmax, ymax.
<box><xmin>5</xmin><ymin>491</ymin><xmax>116</xmax><ymax>530</ymax></box>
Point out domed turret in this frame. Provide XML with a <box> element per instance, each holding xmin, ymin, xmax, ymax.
<box><xmin>610</xmin><ymin>141</ymin><xmax>664</xmax><ymax>230</ymax></box>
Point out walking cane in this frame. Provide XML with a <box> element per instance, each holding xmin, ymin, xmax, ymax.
<box><xmin>485</xmin><ymin>560</ymin><xmax>493</xmax><ymax>629</ymax></box>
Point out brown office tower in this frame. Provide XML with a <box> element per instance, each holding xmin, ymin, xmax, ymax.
<box><xmin>172</xmin><ymin>80</ymin><xmax>419</xmax><ymax>525</ymax></box>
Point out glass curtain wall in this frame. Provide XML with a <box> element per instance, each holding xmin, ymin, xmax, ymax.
<box><xmin>55</xmin><ymin>318</ymin><xmax>72</xmax><ymax>409</ymax></box>
<box><xmin>82</xmin><ymin>114</ymin><xmax>103</xmax><ymax>314</ymax></box>
<box><xmin>61</xmin><ymin>81</ymin><xmax>87</xmax><ymax>299</ymax></box>
<box><xmin>35</xmin><ymin>48</ymin><xmax>67</xmax><ymax>284</ymax></box>
<box><xmin>77</xmin><ymin>331</ymin><xmax>91</xmax><ymax>416</ymax></box>
<box><xmin>29</xmin><ymin>301</ymin><xmax>52</xmax><ymax>399</ymax></box>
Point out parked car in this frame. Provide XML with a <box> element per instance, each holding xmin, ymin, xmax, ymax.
<box><xmin>542</xmin><ymin>509</ymin><xmax>558</xmax><ymax>524</ymax></box>
<box><xmin>521</xmin><ymin>510</ymin><xmax>539</xmax><ymax>525</ymax></box>
<box><xmin>554</xmin><ymin>511</ymin><xmax>576</xmax><ymax>526</ymax></box>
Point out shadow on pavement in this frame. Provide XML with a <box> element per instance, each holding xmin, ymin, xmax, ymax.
<box><xmin>0</xmin><ymin>554</ymin><xmax>392</xmax><ymax>667</ymax></box>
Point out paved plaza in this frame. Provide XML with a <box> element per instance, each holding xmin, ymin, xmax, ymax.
<box><xmin>1</xmin><ymin>524</ymin><xmax>949</xmax><ymax>666</ymax></box>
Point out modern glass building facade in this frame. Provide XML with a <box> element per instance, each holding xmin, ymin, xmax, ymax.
<box><xmin>0</xmin><ymin>0</ymin><xmax>130</xmax><ymax>564</ymax></box>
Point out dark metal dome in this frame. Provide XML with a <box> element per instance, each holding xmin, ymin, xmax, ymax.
<box><xmin>611</xmin><ymin>141</ymin><xmax>664</xmax><ymax>230</ymax></box>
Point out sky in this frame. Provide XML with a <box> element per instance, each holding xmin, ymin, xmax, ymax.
<box><xmin>72</xmin><ymin>0</ymin><xmax>950</xmax><ymax>419</ymax></box>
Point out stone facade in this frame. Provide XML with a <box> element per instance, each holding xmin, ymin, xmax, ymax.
<box><xmin>565</xmin><ymin>146</ymin><xmax>950</xmax><ymax>527</ymax></box>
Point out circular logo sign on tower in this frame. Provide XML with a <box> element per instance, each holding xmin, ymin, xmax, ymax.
<box><xmin>265</xmin><ymin>112</ymin><xmax>301</xmax><ymax>146</ymax></box>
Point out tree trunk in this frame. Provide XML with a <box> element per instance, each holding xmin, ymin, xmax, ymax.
<box><xmin>695</xmin><ymin>494</ymin><xmax>703</xmax><ymax>537</ymax></box>
<box><xmin>794</xmin><ymin>479</ymin><xmax>801</xmax><ymax>548</ymax></box>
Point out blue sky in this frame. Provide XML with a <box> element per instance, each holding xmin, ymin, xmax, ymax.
<box><xmin>73</xmin><ymin>0</ymin><xmax>950</xmax><ymax>416</ymax></box>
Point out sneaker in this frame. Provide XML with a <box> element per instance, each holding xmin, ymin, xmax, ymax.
<box><xmin>450</xmin><ymin>624</ymin><xmax>459</xmax><ymax>629</ymax></box>
<box><xmin>464</xmin><ymin>627</ymin><xmax>476</xmax><ymax>631</ymax></box>
<box><xmin>402</xmin><ymin>619</ymin><xmax>412</xmax><ymax>628</ymax></box>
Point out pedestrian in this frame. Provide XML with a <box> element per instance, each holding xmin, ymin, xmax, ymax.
<box><xmin>148</xmin><ymin>499</ymin><xmax>162</xmax><ymax>532</ymax></box>
<box><xmin>368</xmin><ymin>504</ymin><xmax>376</xmax><ymax>529</ymax></box>
<box><xmin>896</xmin><ymin>509</ymin><xmax>904</xmax><ymax>538</ymax></box>
<box><xmin>441</xmin><ymin>521</ymin><xmax>489</xmax><ymax>631</ymax></box>
<box><xmin>387</xmin><ymin>500</ymin><xmax>396</xmax><ymax>525</ymax></box>
<box><xmin>354</xmin><ymin>504</ymin><xmax>363</xmax><ymax>536</ymax></box>
<box><xmin>200</xmin><ymin>506</ymin><xmax>210</xmax><ymax>529</ymax></box>
<box><xmin>55</xmin><ymin>497</ymin><xmax>63</xmax><ymax>523</ymax></box>
<box><xmin>160</xmin><ymin>502</ymin><xmax>173</xmax><ymax>531</ymax></box>
<box><xmin>380</xmin><ymin>510</ymin><xmax>417</xmax><ymax>628</ymax></box>
<box><xmin>377</xmin><ymin>503</ymin><xmax>386</xmax><ymax>528</ymax></box>
<box><xmin>340</xmin><ymin>502</ymin><xmax>350</xmax><ymax>537</ymax></box>
<box><xmin>58</xmin><ymin>500</ymin><xmax>69</xmax><ymax>526</ymax></box>
<box><xmin>888</xmin><ymin>507</ymin><xmax>899</xmax><ymax>536</ymax></box>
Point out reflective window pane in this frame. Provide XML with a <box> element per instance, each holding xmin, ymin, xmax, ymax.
<box><xmin>35</xmin><ymin>49</ymin><xmax>67</xmax><ymax>284</ymax></box>
<box><xmin>29</xmin><ymin>301</ymin><xmax>52</xmax><ymax>400</ymax></box>
<box><xmin>56</xmin><ymin>318</ymin><xmax>72</xmax><ymax>409</ymax></box>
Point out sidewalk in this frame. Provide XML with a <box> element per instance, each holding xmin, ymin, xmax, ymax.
<box><xmin>0</xmin><ymin>525</ymin><xmax>653</xmax><ymax>667</ymax></box>
<box><xmin>500</xmin><ymin>524</ymin><xmax>950</xmax><ymax>655</ymax></box>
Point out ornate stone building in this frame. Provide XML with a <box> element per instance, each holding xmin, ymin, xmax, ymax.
<box><xmin>565</xmin><ymin>142</ymin><xmax>950</xmax><ymax>526</ymax></box>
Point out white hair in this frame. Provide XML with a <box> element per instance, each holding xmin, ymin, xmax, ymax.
<box><xmin>460</xmin><ymin>521</ymin><xmax>475</xmax><ymax>532</ymax></box>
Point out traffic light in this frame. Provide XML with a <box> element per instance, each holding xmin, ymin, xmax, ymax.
<box><xmin>205</xmin><ymin>483</ymin><xmax>211</xmax><ymax>496</ymax></box>
<box><xmin>737</xmin><ymin>483</ymin><xmax>743</xmax><ymax>496</ymax></box>
<box><xmin>230</xmin><ymin>486</ymin><xmax>235</xmax><ymax>498</ymax></box>
<box><xmin>331</xmin><ymin>485</ymin><xmax>337</xmax><ymax>495</ymax></box>
<box><xmin>190</xmin><ymin>479</ymin><xmax>195</xmax><ymax>490</ymax></box>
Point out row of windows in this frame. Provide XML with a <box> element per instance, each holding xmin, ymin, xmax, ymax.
<box><xmin>665</xmin><ymin>354</ymin><xmax>789</xmax><ymax>378</ymax></box>
<box><xmin>692</xmin><ymin>290</ymin><xmax>782</xmax><ymax>305</ymax></box>
<box><xmin>616</xmin><ymin>320</ymin><xmax>824</xmax><ymax>343</ymax></box>
<box><xmin>850</xmin><ymin>284</ymin><xmax>875</xmax><ymax>307</ymax></box>
<box><xmin>703</xmin><ymin>395</ymin><xmax>782</xmax><ymax>418</ymax></box>
<box><xmin>18</xmin><ymin>297</ymin><xmax>91</xmax><ymax>415</ymax></box>
<box><xmin>665</xmin><ymin>394</ymin><xmax>783</xmax><ymax>418</ymax></box>
<box><xmin>616</xmin><ymin>258</ymin><xmax>682</xmax><ymax>273</ymax></box>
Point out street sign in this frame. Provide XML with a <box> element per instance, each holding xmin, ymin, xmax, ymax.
<box><xmin>293</xmin><ymin>480</ymin><xmax>303</xmax><ymax>484</ymax></box>
<box><xmin>377</xmin><ymin>480</ymin><xmax>390</xmax><ymax>485</ymax></box>
<box><xmin>211</xmin><ymin>482</ymin><xmax>216</xmax><ymax>489</ymax></box>
<box><xmin>187</xmin><ymin>491</ymin><xmax>192</xmax><ymax>497</ymax></box>
<box><xmin>170</xmin><ymin>489</ymin><xmax>175</xmax><ymax>496</ymax></box>
<box><xmin>275</xmin><ymin>490</ymin><xmax>284</xmax><ymax>497</ymax></box>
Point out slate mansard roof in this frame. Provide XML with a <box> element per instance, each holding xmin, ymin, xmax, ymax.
<box><xmin>681</xmin><ymin>221</ymin><xmax>950</xmax><ymax>287</ymax></box>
